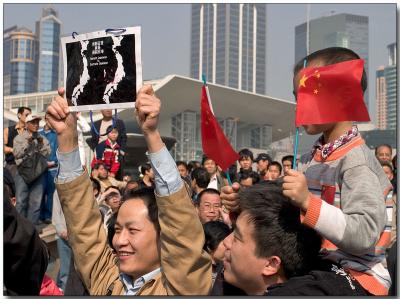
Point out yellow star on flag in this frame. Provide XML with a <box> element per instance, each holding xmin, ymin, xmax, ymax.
<box><xmin>314</xmin><ymin>89</ymin><xmax>319</xmax><ymax>94</ymax></box>
<box><xmin>299</xmin><ymin>74</ymin><xmax>308</xmax><ymax>88</ymax></box>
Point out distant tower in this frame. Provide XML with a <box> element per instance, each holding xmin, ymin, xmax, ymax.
<box><xmin>36</xmin><ymin>6</ymin><xmax>62</xmax><ymax>92</ymax></box>
<box><xmin>375</xmin><ymin>66</ymin><xmax>386</xmax><ymax>130</ymax></box>
<box><xmin>295</xmin><ymin>13</ymin><xmax>369</xmax><ymax>110</ymax></box>
<box><xmin>3</xmin><ymin>26</ymin><xmax>38</xmax><ymax>95</ymax></box>
<box><xmin>190</xmin><ymin>4</ymin><xmax>267</xmax><ymax>94</ymax></box>
<box><xmin>375</xmin><ymin>43</ymin><xmax>397</xmax><ymax>130</ymax></box>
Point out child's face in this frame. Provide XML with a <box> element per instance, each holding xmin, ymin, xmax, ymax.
<box><xmin>108</xmin><ymin>129</ymin><xmax>119</xmax><ymax>142</ymax></box>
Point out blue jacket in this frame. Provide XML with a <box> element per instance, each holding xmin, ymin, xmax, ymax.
<box><xmin>39</xmin><ymin>128</ymin><xmax>58</xmax><ymax>165</ymax></box>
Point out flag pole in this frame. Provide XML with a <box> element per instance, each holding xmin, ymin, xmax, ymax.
<box><xmin>293</xmin><ymin>128</ymin><xmax>300</xmax><ymax>170</ymax></box>
<box><xmin>203</xmin><ymin>73</ymin><xmax>234</xmax><ymax>186</ymax></box>
<box><xmin>294</xmin><ymin>7</ymin><xmax>310</xmax><ymax>170</ymax></box>
<box><xmin>293</xmin><ymin>59</ymin><xmax>307</xmax><ymax>170</ymax></box>
<box><xmin>202</xmin><ymin>74</ymin><xmax>207</xmax><ymax>86</ymax></box>
<box><xmin>226</xmin><ymin>170</ymin><xmax>233</xmax><ymax>186</ymax></box>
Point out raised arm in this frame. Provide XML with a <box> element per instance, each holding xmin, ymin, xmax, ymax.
<box><xmin>136</xmin><ymin>85</ymin><xmax>212</xmax><ymax>295</ymax></box>
<box><xmin>47</xmin><ymin>88</ymin><xmax>119</xmax><ymax>295</ymax></box>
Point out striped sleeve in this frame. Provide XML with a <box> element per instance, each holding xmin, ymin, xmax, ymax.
<box><xmin>302</xmin><ymin>166</ymin><xmax>386</xmax><ymax>254</ymax></box>
<box><xmin>302</xmin><ymin>193</ymin><xmax>347</xmax><ymax>245</ymax></box>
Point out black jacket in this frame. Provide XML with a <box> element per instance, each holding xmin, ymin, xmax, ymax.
<box><xmin>211</xmin><ymin>259</ymin><xmax>367</xmax><ymax>296</ymax></box>
<box><xmin>3</xmin><ymin>195</ymin><xmax>49</xmax><ymax>295</ymax></box>
<box><xmin>266</xmin><ymin>260</ymin><xmax>368</xmax><ymax>296</ymax></box>
<box><xmin>88</xmin><ymin>118</ymin><xmax>127</xmax><ymax>152</ymax></box>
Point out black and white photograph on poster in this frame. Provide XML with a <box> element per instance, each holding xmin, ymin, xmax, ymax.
<box><xmin>61</xmin><ymin>27</ymin><xmax>142</xmax><ymax>111</ymax></box>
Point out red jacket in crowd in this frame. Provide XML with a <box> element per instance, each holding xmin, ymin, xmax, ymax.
<box><xmin>91</xmin><ymin>139</ymin><xmax>121</xmax><ymax>176</ymax></box>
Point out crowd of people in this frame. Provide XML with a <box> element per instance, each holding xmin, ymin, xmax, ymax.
<box><xmin>3</xmin><ymin>46</ymin><xmax>397</xmax><ymax>296</ymax></box>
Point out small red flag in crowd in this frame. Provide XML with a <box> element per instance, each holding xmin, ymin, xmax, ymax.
<box><xmin>295</xmin><ymin>59</ymin><xmax>370</xmax><ymax>126</ymax></box>
<box><xmin>201</xmin><ymin>85</ymin><xmax>240</xmax><ymax>171</ymax></box>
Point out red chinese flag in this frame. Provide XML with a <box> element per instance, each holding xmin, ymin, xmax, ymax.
<box><xmin>201</xmin><ymin>85</ymin><xmax>240</xmax><ymax>171</ymax></box>
<box><xmin>295</xmin><ymin>59</ymin><xmax>370</xmax><ymax>126</ymax></box>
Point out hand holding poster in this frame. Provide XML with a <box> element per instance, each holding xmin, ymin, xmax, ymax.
<box><xmin>61</xmin><ymin>27</ymin><xmax>142</xmax><ymax>111</ymax></box>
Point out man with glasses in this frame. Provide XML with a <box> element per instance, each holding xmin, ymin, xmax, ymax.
<box><xmin>195</xmin><ymin>188</ymin><xmax>222</xmax><ymax>224</ymax></box>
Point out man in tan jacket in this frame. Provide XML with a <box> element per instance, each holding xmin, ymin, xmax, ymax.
<box><xmin>47</xmin><ymin>85</ymin><xmax>211</xmax><ymax>295</ymax></box>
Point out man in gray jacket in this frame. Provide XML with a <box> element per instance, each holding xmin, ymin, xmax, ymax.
<box><xmin>13</xmin><ymin>114</ymin><xmax>50</xmax><ymax>225</ymax></box>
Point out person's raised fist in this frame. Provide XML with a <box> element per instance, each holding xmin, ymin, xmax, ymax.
<box><xmin>221</xmin><ymin>182</ymin><xmax>241</xmax><ymax>213</ymax></box>
<box><xmin>46</xmin><ymin>87</ymin><xmax>78</xmax><ymax>152</ymax></box>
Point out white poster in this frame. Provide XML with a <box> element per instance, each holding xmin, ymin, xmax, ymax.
<box><xmin>61</xmin><ymin>27</ymin><xmax>142</xmax><ymax>111</ymax></box>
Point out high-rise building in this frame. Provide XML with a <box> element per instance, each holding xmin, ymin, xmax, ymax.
<box><xmin>3</xmin><ymin>26</ymin><xmax>38</xmax><ymax>95</ymax></box>
<box><xmin>375</xmin><ymin>43</ymin><xmax>397</xmax><ymax>130</ymax></box>
<box><xmin>295</xmin><ymin>13</ymin><xmax>369</xmax><ymax>108</ymax></box>
<box><xmin>35</xmin><ymin>6</ymin><xmax>61</xmax><ymax>92</ymax></box>
<box><xmin>388</xmin><ymin>42</ymin><xmax>396</xmax><ymax>67</ymax></box>
<box><xmin>190</xmin><ymin>4</ymin><xmax>267</xmax><ymax>94</ymax></box>
<box><xmin>376</xmin><ymin>66</ymin><xmax>387</xmax><ymax>130</ymax></box>
<box><xmin>3</xmin><ymin>25</ymin><xmax>17</xmax><ymax>96</ymax></box>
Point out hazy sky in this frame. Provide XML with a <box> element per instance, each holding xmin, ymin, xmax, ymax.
<box><xmin>3</xmin><ymin>3</ymin><xmax>397</xmax><ymax>123</ymax></box>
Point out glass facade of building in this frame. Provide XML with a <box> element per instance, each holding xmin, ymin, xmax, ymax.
<box><xmin>191</xmin><ymin>4</ymin><xmax>266</xmax><ymax>94</ymax></box>
<box><xmin>170</xmin><ymin>109</ymin><xmax>272</xmax><ymax>162</ymax></box>
<box><xmin>36</xmin><ymin>7</ymin><xmax>61</xmax><ymax>92</ymax></box>
<box><xmin>385</xmin><ymin>65</ymin><xmax>397</xmax><ymax>131</ymax></box>
<box><xmin>375</xmin><ymin>43</ymin><xmax>397</xmax><ymax>131</ymax></box>
<box><xmin>3</xmin><ymin>27</ymin><xmax>14</xmax><ymax>96</ymax></box>
<box><xmin>171</xmin><ymin>110</ymin><xmax>202</xmax><ymax>162</ymax></box>
<box><xmin>294</xmin><ymin>13</ymin><xmax>369</xmax><ymax>109</ymax></box>
<box><xmin>4</xmin><ymin>27</ymin><xmax>38</xmax><ymax>95</ymax></box>
<box><xmin>376</xmin><ymin>68</ymin><xmax>386</xmax><ymax>130</ymax></box>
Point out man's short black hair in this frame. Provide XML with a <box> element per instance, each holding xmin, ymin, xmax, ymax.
<box><xmin>268</xmin><ymin>161</ymin><xmax>282</xmax><ymax>173</ymax></box>
<box><xmin>294</xmin><ymin>47</ymin><xmax>367</xmax><ymax>94</ymax></box>
<box><xmin>238</xmin><ymin>179</ymin><xmax>322</xmax><ymax>279</ymax></box>
<box><xmin>140</xmin><ymin>163</ymin><xmax>152</xmax><ymax>176</ymax></box>
<box><xmin>17</xmin><ymin>106</ymin><xmax>31</xmax><ymax>115</ymax></box>
<box><xmin>176</xmin><ymin>160</ymin><xmax>188</xmax><ymax>170</ymax></box>
<box><xmin>203</xmin><ymin>221</ymin><xmax>231</xmax><ymax>253</ymax></box>
<box><xmin>201</xmin><ymin>155</ymin><xmax>214</xmax><ymax>166</ymax></box>
<box><xmin>187</xmin><ymin>160</ymin><xmax>200</xmax><ymax>174</ymax></box>
<box><xmin>239</xmin><ymin>170</ymin><xmax>260</xmax><ymax>185</ymax></box>
<box><xmin>191</xmin><ymin>167</ymin><xmax>211</xmax><ymax>188</ymax></box>
<box><xmin>281</xmin><ymin>155</ymin><xmax>294</xmax><ymax>165</ymax></box>
<box><xmin>375</xmin><ymin>144</ymin><xmax>393</xmax><ymax>156</ymax></box>
<box><xmin>104</xmin><ymin>185</ymin><xmax>121</xmax><ymax>195</ymax></box>
<box><xmin>196</xmin><ymin>188</ymin><xmax>221</xmax><ymax>207</ymax></box>
<box><xmin>120</xmin><ymin>187</ymin><xmax>160</xmax><ymax>234</ymax></box>
<box><xmin>255</xmin><ymin>153</ymin><xmax>273</xmax><ymax>164</ymax></box>
<box><xmin>93</xmin><ymin>162</ymin><xmax>106</xmax><ymax>170</ymax></box>
<box><xmin>239</xmin><ymin>148</ymin><xmax>254</xmax><ymax>161</ymax></box>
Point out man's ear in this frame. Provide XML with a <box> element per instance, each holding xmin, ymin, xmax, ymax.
<box><xmin>262</xmin><ymin>255</ymin><xmax>282</xmax><ymax>276</ymax></box>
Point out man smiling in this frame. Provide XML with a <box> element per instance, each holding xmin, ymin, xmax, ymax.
<box><xmin>48</xmin><ymin>85</ymin><xmax>211</xmax><ymax>295</ymax></box>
